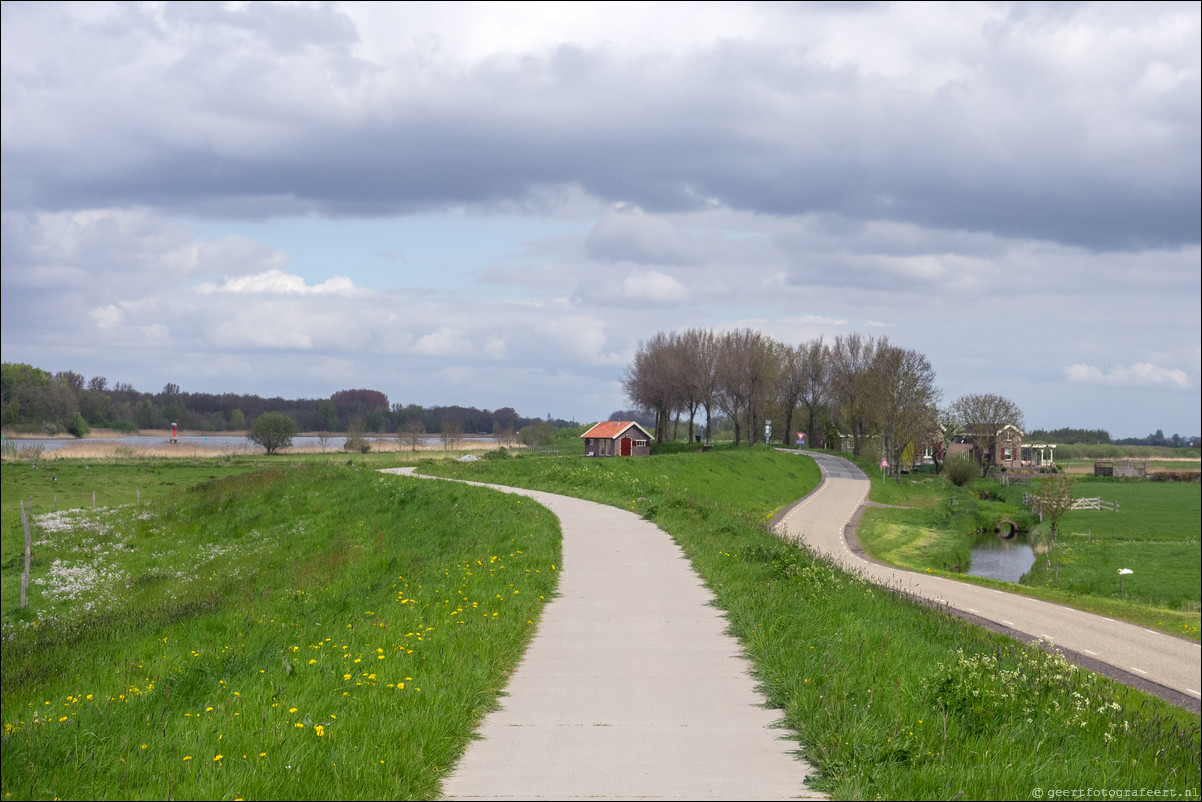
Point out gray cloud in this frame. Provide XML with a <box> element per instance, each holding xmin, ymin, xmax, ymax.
<box><xmin>4</xmin><ymin>3</ymin><xmax>1198</xmax><ymax>250</ymax></box>
<box><xmin>2</xmin><ymin>3</ymin><xmax>1198</xmax><ymax>436</ymax></box>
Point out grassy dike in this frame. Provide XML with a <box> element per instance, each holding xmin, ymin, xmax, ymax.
<box><xmin>1</xmin><ymin>461</ymin><xmax>560</xmax><ymax>800</ymax></box>
<box><xmin>422</xmin><ymin>447</ymin><xmax>1200</xmax><ymax>800</ymax></box>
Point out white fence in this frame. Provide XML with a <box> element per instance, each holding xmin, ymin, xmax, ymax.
<box><xmin>1069</xmin><ymin>496</ymin><xmax>1119</xmax><ymax>512</ymax></box>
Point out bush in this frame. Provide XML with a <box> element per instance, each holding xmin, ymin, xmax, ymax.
<box><xmin>944</xmin><ymin>454</ymin><xmax>978</xmax><ymax>486</ymax></box>
<box><xmin>247</xmin><ymin>411</ymin><xmax>298</xmax><ymax>454</ymax></box>
<box><xmin>68</xmin><ymin>412</ymin><xmax>91</xmax><ymax>438</ymax></box>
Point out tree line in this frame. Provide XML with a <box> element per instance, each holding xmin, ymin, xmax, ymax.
<box><xmin>0</xmin><ymin>363</ymin><xmax>562</xmax><ymax>437</ymax></box>
<box><xmin>1026</xmin><ymin>426</ymin><xmax>1198</xmax><ymax>448</ymax></box>
<box><xmin>623</xmin><ymin>328</ymin><xmax>1033</xmax><ymax>478</ymax></box>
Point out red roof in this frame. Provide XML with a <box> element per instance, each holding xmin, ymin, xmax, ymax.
<box><xmin>580</xmin><ymin>421</ymin><xmax>653</xmax><ymax>441</ymax></box>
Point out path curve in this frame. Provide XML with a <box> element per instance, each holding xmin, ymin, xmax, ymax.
<box><xmin>380</xmin><ymin>467</ymin><xmax>822</xmax><ymax>801</ymax></box>
<box><xmin>775</xmin><ymin>451</ymin><xmax>1201</xmax><ymax>711</ymax></box>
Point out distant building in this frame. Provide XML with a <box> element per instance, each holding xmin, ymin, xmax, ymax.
<box><xmin>581</xmin><ymin>421</ymin><xmax>653</xmax><ymax>457</ymax></box>
<box><xmin>947</xmin><ymin>424</ymin><xmax>1057</xmax><ymax>471</ymax></box>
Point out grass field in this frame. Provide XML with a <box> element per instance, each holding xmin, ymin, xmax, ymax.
<box><xmin>1022</xmin><ymin>477</ymin><xmax>1201</xmax><ymax>622</ymax></box>
<box><xmin>3</xmin><ymin>447</ymin><xmax>1199</xmax><ymax>800</ymax></box>
<box><xmin>854</xmin><ymin>459</ymin><xmax>1201</xmax><ymax>640</ymax></box>
<box><xmin>2</xmin><ymin>461</ymin><xmax>560</xmax><ymax>800</ymax></box>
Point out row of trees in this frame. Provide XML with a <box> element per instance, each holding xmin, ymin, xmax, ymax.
<box><xmin>0</xmin><ymin>363</ymin><xmax>561</xmax><ymax>437</ymax></box>
<box><xmin>623</xmin><ymin>328</ymin><xmax>1024</xmax><ymax>478</ymax></box>
<box><xmin>1025</xmin><ymin>426</ymin><xmax>1199</xmax><ymax>448</ymax></box>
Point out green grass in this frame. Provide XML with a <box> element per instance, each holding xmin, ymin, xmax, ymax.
<box><xmin>1021</xmin><ymin>477</ymin><xmax>1201</xmax><ymax>631</ymax></box>
<box><xmin>852</xmin><ymin>459</ymin><xmax>1202</xmax><ymax>640</ymax></box>
<box><xmin>421</xmin><ymin>446</ymin><xmax>1200</xmax><ymax>799</ymax></box>
<box><xmin>4</xmin><ymin>447</ymin><xmax>1198</xmax><ymax>799</ymax></box>
<box><xmin>1</xmin><ymin>462</ymin><xmax>560</xmax><ymax>800</ymax></box>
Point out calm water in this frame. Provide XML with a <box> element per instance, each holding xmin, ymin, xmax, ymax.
<box><xmin>967</xmin><ymin>535</ymin><xmax>1036</xmax><ymax>583</ymax></box>
<box><xmin>3</xmin><ymin>434</ymin><xmax>493</xmax><ymax>451</ymax></box>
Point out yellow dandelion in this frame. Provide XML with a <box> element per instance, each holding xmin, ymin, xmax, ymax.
<box><xmin>214</xmin><ymin>754</ymin><xmax>223</xmax><ymax>761</ymax></box>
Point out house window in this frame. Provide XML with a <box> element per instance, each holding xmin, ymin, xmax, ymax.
<box><xmin>635</xmin><ymin>439</ymin><xmax>647</xmax><ymax>447</ymax></box>
<box><xmin>1003</xmin><ymin>447</ymin><xmax>1013</xmax><ymax>462</ymax></box>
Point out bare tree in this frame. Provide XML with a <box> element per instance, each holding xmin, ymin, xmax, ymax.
<box><xmin>829</xmin><ymin>333</ymin><xmax>883</xmax><ymax>456</ymax></box>
<box><xmin>950</xmin><ymin>393</ymin><xmax>1024</xmax><ymax>476</ymax></box>
<box><xmin>440</xmin><ymin>418</ymin><xmax>463</xmax><ymax>451</ymax></box>
<box><xmin>873</xmin><ymin>343</ymin><xmax>941</xmax><ymax>480</ymax></box>
<box><xmin>776</xmin><ymin>342</ymin><xmax>808</xmax><ymax>448</ymax></box>
<box><xmin>715</xmin><ymin>328</ymin><xmax>777</xmax><ymax>445</ymax></box>
<box><xmin>1029</xmin><ymin>473</ymin><xmax>1077</xmax><ymax>568</ymax></box>
<box><xmin>344</xmin><ymin>416</ymin><xmax>370</xmax><ymax>452</ymax></box>
<box><xmin>694</xmin><ymin>329</ymin><xmax>721</xmax><ymax>443</ymax></box>
<box><xmin>403</xmin><ymin>419</ymin><xmax>425</xmax><ymax>451</ymax></box>
<box><xmin>492</xmin><ymin>420</ymin><xmax>515</xmax><ymax>448</ymax></box>
<box><xmin>932</xmin><ymin>405</ymin><xmax>963</xmax><ymax>474</ymax></box>
<box><xmin>797</xmin><ymin>337</ymin><xmax>830</xmax><ymax>449</ymax></box>
<box><xmin>623</xmin><ymin>332</ymin><xmax>680</xmax><ymax>443</ymax></box>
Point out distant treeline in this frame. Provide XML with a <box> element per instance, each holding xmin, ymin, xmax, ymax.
<box><xmin>1027</xmin><ymin>427</ymin><xmax>1200</xmax><ymax>448</ymax></box>
<box><xmin>0</xmin><ymin>363</ymin><xmax>573</xmax><ymax>436</ymax></box>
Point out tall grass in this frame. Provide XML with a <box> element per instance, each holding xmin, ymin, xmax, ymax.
<box><xmin>1</xmin><ymin>464</ymin><xmax>560</xmax><ymax>800</ymax></box>
<box><xmin>423</xmin><ymin>447</ymin><xmax>1201</xmax><ymax>799</ymax></box>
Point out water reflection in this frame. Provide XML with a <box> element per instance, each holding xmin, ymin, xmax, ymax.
<box><xmin>967</xmin><ymin>535</ymin><xmax>1036</xmax><ymax>583</ymax></box>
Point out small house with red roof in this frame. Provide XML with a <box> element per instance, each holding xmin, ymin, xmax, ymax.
<box><xmin>581</xmin><ymin>421</ymin><xmax>653</xmax><ymax>457</ymax></box>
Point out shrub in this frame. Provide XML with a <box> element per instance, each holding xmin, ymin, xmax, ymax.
<box><xmin>68</xmin><ymin>412</ymin><xmax>91</xmax><ymax>438</ymax></box>
<box><xmin>944</xmin><ymin>454</ymin><xmax>978</xmax><ymax>486</ymax></box>
<box><xmin>247</xmin><ymin>411</ymin><xmax>298</xmax><ymax>454</ymax></box>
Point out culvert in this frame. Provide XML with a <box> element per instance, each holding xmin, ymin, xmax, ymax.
<box><xmin>995</xmin><ymin>519</ymin><xmax>1018</xmax><ymax>539</ymax></box>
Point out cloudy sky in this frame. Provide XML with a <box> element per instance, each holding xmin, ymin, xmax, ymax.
<box><xmin>3</xmin><ymin>1</ymin><xmax>1199</xmax><ymax>437</ymax></box>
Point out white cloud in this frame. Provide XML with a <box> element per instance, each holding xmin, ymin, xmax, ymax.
<box><xmin>91</xmin><ymin>305</ymin><xmax>124</xmax><ymax>329</ymax></box>
<box><xmin>1064</xmin><ymin>362</ymin><xmax>1190</xmax><ymax>388</ymax></box>
<box><xmin>199</xmin><ymin>270</ymin><xmax>360</xmax><ymax>296</ymax></box>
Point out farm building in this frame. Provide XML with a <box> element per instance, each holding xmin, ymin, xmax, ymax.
<box><xmin>947</xmin><ymin>424</ymin><xmax>1057</xmax><ymax>471</ymax></box>
<box><xmin>581</xmin><ymin>421</ymin><xmax>653</xmax><ymax>457</ymax></box>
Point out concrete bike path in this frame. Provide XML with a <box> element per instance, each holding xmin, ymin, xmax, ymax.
<box><xmin>380</xmin><ymin>467</ymin><xmax>822</xmax><ymax>801</ymax></box>
<box><xmin>776</xmin><ymin>451</ymin><xmax>1201</xmax><ymax>709</ymax></box>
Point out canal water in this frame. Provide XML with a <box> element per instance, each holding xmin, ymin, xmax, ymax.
<box><xmin>967</xmin><ymin>534</ymin><xmax>1036</xmax><ymax>583</ymax></box>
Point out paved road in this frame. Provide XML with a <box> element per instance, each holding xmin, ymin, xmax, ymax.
<box><xmin>775</xmin><ymin>451</ymin><xmax>1202</xmax><ymax>710</ymax></box>
<box><xmin>382</xmin><ymin>467</ymin><xmax>822</xmax><ymax>801</ymax></box>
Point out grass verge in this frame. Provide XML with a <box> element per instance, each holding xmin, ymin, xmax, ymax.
<box><xmin>1</xmin><ymin>463</ymin><xmax>560</xmax><ymax>800</ymax></box>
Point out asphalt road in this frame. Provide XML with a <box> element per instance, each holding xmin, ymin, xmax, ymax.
<box><xmin>776</xmin><ymin>451</ymin><xmax>1202</xmax><ymax>712</ymax></box>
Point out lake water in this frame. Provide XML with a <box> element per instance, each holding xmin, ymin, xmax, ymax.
<box><xmin>967</xmin><ymin>535</ymin><xmax>1036</xmax><ymax>583</ymax></box>
<box><xmin>3</xmin><ymin>434</ymin><xmax>494</xmax><ymax>452</ymax></box>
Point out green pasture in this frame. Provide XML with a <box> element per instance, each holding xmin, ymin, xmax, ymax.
<box><xmin>424</xmin><ymin>446</ymin><xmax>1199</xmax><ymax>799</ymax></box>
<box><xmin>2</xmin><ymin>462</ymin><xmax>560</xmax><ymax>800</ymax></box>
<box><xmin>853</xmin><ymin>460</ymin><xmax>1201</xmax><ymax>640</ymax></box>
<box><xmin>1022</xmin><ymin>478</ymin><xmax>1201</xmax><ymax>617</ymax></box>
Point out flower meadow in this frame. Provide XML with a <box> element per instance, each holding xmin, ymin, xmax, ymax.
<box><xmin>1</xmin><ymin>465</ymin><xmax>561</xmax><ymax>800</ymax></box>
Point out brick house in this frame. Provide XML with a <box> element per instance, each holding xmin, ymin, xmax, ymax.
<box><xmin>947</xmin><ymin>424</ymin><xmax>1057</xmax><ymax>471</ymax></box>
<box><xmin>581</xmin><ymin>421</ymin><xmax>653</xmax><ymax>457</ymax></box>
